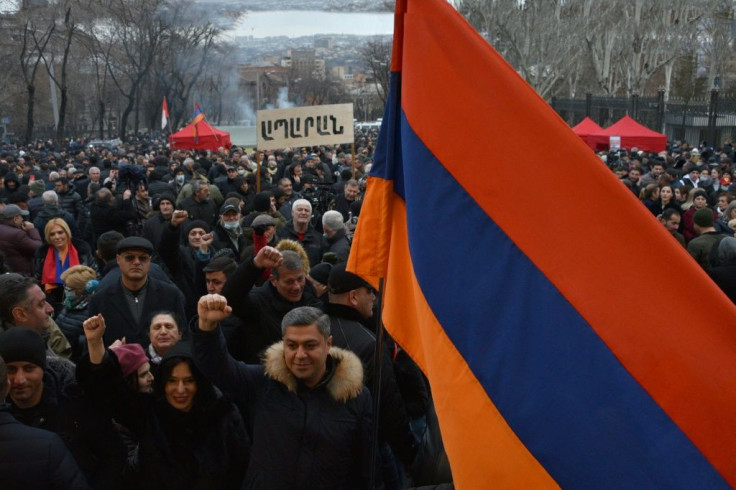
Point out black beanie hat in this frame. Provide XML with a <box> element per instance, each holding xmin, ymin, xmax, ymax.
<box><xmin>184</xmin><ymin>220</ymin><xmax>210</xmax><ymax>236</ymax></box>
<box><xmin>309</xmin><ymin>263</ymin><xmax>333</xmax><ymax>285</ymax></box>
<box><xmin>693</xmin><ymin>189</ymin><xmax>708</xmax><ymax>201</ymax></box>
<box><xmin>0</xmin><ymin>328</ymin><xmax>47</xmax><ymax>369</ymax></box>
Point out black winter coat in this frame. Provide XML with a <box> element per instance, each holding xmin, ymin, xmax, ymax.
<box><xmin>193</xmin><ymin>326</ymin><xmax>372</xmax><ymax>490</ymax></box>
<box><xmin>0</xmin><ymin>407</ymin><xmax>91</xmax><ymax>490</ymax></box>
<box><xmin>89</xmin><ymin>198</ymin><xmax>137</xmax><ymax>238</ymax></box>
<box><xmin>7</xmin><ymin>367</ymin><xmax>126</xmax><ymax>489</ymax></box>
<box><xmin>275</xmin><ymin>221</ymin><xmax>326</xmax><ymax>267</ymax></box>
<box><xmin>324</xmin><ymin>303</ymin><xmax>418</xmax><ymax>467</ymax></box>
<box><xmin>159</xmin><ymin>223</ymin><xmax>205</xmax><ymax>320</ymax></box>
<box><xmin>222</xmin><ymin>259</ymin><xmax>322</xmax><ymax>363</ymax></box>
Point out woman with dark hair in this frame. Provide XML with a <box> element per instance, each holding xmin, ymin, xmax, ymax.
<box><xmin>675</xmin><ymin>185</ymin><xmax>692</xmax><ymax>210</ymax></box>
<box><xmin>33</xmin><ymin>217</ymin><xmax>97</xmax><ymax>315</ymax></box>
<box><xmin>639</xmin><ymin>184</ymin><xmax>660</xmax><ymax>215</ymax></box>
<box><xmin>648</xmin><ymin>184</ymin><xmax>680</xmax><ymax>217</ymax></box>
<box><xmin>78</xmin><ymin>315</ymin><xmax>249</xmax><ymax>490</ymax></box>
<box><xmin>682</xmin><ymin>189</ymin><xmax>717</xmax><ymax>243</ymax></box>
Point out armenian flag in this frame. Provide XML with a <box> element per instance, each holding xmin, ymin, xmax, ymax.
<box><xmin>192</xmin><ymin>104</ymin><xmax>205</xmax><ymax>143</ymax></box>
<box><xmin>347</xmin><ymin>0</ymin><xmax>736</xmax><ymax>487</ymax></box>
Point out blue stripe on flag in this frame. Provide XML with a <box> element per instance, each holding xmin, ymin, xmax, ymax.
<box><xmin>394</xmin><ymin>111</ymin><xmax>727</xmax><ymax>488</ymax></box>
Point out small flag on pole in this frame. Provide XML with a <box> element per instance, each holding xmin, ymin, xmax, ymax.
<box><xmin>161</xmin><ymin>97</ymin><xmax>169</xmax><ymax>130</ymax></box>
<box><xmin>192</xmin><ymin>104</ymin><xmax>205</xmax><ymax>143</ymax></box>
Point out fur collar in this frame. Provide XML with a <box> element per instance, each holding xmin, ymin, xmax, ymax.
<box><xmin>263</xmin><ymin>342</ymin><xmax>364</xmax><ymax>403</ymax></box>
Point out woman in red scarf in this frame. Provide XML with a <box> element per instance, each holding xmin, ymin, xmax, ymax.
<box><xmin>33</xmin><ymin>218</ymin><xmax>98</xmax><ymax>315</ymax></box>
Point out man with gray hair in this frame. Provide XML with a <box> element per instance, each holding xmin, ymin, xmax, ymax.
<box><xmin>221</xmin><ymin>245</ymin><xmax>322</xmax><ymax>363</ymax></box>
<box><xmin>276</xmin><ymin>198</ymin><xmax>326</xmax><ymax>267</ymax></box>
<box><xmin>322</xmin><ymin>210</ymin><xmax>351</xmax><ymax>262</ymax></box>
<box><xmin>194</xmin><ymin>297</ymin><xmax>372</xmax><ymax>489</ymax></box>
<box><xmin>33</xmin><ymin>191</ymin><xmax>79</xmax><ymax>242</ymax></box>
<box><xmin>178</xmin><ymin>179</ymin><xmax>218</xmax><ymax>228</ymax></box>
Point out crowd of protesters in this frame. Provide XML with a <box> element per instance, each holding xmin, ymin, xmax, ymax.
<box><xmin>0</xmin><ymin>133</ymin><xmax>454</xmax><ymax>489</ymax></box>
<box><xmin>607</xmin><ymin>142</ymin><xmax>736</xmax><ymax>301</ymax></box>
<box><xmin>0</xmin><ymin>132</ymin><xmax>734</xmax><ymax>488</ymax></box>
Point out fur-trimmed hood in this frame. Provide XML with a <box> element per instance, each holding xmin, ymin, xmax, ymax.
<box><xmin>263</xmin><ymin>342</ymin><xmax>364</xmax><ymax>403</ymax></box>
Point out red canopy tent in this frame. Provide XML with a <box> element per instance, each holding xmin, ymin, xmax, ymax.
<box><xmin>571</xmin><ymin>117</ymin><xmax>604</xmax><ymax>150</ymax></box>
<box><xmin>591</xmin><ymin>115</ymin><xmax>666</xmax><ymax>153</ymax></box>
<box><xmin>169</xmin><ymin>120</ymin><xmax>232</xmax><ymax>151</ymax></box>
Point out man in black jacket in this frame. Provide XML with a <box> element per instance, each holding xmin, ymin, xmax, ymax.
<box><xmin>0</xmin><ymin>328</ymin><xmax>125</xmax><ymax>489</ymax></box>
<box><xmin>325</xmin><ymin>263</ymin><xmax>418</xmax><ymax>483</ymax></box>
<box><xmin>87</xmin><ymin>237</ymin><xmax>186</xmax><ymax>347</ymax></box>
<box><xmin>89</xmin><ymin>187</ymin><xmax>137</xmax><ymax>240</ymax></box>
<box><xmin>0</xmin><ymin>354</ymin><xmax>91</xmax><ymax>489</ymax></box>
<box><xmin>222</xmin><ymin>246</ymin><xmax>322</xmax><ymax>363</ymax></box>
<box><xmin>275</xmin><ymin>199</ymin><xmax>326</xmax><ymax>267</ymax></box>
<box><xmin>193</xmin><ymin>298</ymin><xmax>372</xmax><ymax>489</ymax></box>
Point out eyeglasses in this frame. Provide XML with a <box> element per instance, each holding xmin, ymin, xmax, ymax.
<box><xmin>122</xmin><ymin>253</ymin><xmax>151</xmax><ymax>263</ymax></box>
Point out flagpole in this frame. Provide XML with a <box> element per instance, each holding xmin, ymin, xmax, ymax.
<box><xmin>256</xmin><ymin>150</ymin><xmax>262</xmax><ymax>193</ymax></box>
<box><xmin>351</xmin><ymin>143</ymin><xmax>356</xmax><ymax>180</ymax></box>
<box><xmin>368</xmin><ymin>277</ymin><xmax>385</xmax><ymax>489</ymax></box>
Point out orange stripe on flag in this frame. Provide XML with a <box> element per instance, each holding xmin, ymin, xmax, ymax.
<box><xmin>401</xmin><ymin>1</ymin><xmax>736</xmax><ymax>482</ymax></box>
<box><xmin>381</xmin><ymin>199</ymin><xmax>559</xmax><ymax>489</ymax></box>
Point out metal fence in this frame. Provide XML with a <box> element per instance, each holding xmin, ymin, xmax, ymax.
<box><xmin>551</xmin><ymin>91</ymin><xmax>736</xmax><ymax>148</ymax></box>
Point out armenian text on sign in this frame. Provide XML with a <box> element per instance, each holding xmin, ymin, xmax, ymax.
<box><xmin>256</xmin><ymin>104</ymin><xmax>354</xmax><ymax>150</ymax></box>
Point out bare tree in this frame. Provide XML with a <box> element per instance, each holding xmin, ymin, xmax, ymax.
<box><xmin>37</xmin><ymin>2</ymin><xmax>77</xmax><ymax>140</ymax></box>
<box><xmin>459</xmin><ymin>0</ymin><xmax>581</xmax><ymax>100</ymax></box>
<box><xmin>154</xmin><ymin>21</ymin><xmax>219</xmax><ymax>129</ymax></box>
<box><xmin>104</xmin><ymin>0</ymin><xmax>166</xmax><ymax>141</ymax></box>
<box><xmin>17</xmin><ymin>10</ymin><xmax>55</xmax><ymax>142</ymax></box>
<box><xmin>359</xmin><ymin>39</ymin><xmax>391</xmax><ymax>105</ymax></box>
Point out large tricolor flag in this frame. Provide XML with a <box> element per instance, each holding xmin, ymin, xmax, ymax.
<box><xmin>161</xmin><ymin>97</ymin><xmax>169</xmax><ymax>130</ymax></box>
<box><xmin>192</xmin><ymin>104</ymin><xmax>205</xmax><ymax>143</ymax></box>
<box><xmin>347</xmin><ymin>0</ymin><xmax>736</xmax><ymax>488</ymax></box>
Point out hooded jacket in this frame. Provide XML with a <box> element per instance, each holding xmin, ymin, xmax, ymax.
<box><xmin>193</xmin><ymin>325</ymin><xmax>373</xmax><ymax>490</ymax></box>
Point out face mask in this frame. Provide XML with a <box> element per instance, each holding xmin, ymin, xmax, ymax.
<box><xmin>223</xmin><ymin>221</ymin><xmax>239</xmax><ymax>231</ymax></box>
<box><xmin>699</xmin><ymin>176</ymin><xmax>713</xmax><ymax>187</ymax></box>
<box><xmin>237</xmin><ymin>169</ymin><xmax>246</xmax><ymax>176</ymax></box>
<box><xmin>175</xmin><ymin>175</ymin><xmax>185</xmax><ymax>184</ymax></box>
<box><xmin>63</xmin><ymin>289</ymin><xmax>78</xmax><ymax>309</ymax></box>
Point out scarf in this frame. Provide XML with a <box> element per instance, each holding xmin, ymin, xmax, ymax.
<box><xmin>41</xmin><ymin>243</ymin><xmax>80</xmax><ymax>286</ymax></box>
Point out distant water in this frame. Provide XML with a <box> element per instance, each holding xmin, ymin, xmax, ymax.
<box><xmin>223</xmin><ymin>10</ymin><xmax>393</xmax><ymax>39</ymax></box>
<box><xmin>220</xmin><ymin>125</ymin><xmax>258</xmax><ymax>146</ymax></box>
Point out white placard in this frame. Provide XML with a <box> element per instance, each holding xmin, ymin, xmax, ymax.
<box><xmin>256</xmin><ymin>104</ymin><xmax>354</xmax><ymax>150</ymax></box>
